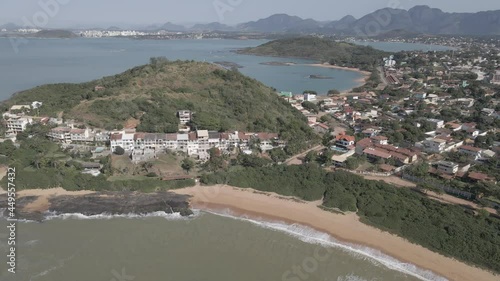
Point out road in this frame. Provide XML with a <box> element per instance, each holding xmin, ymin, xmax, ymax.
<box><xmin>376</xmin><ymin>66</ymin><xmax>389</xmax><ymax>89</ymax></box>
<box><xmin>284</xmin><ymin>145</ymin><xmax>324</xmax><ymax>165</ymax></box>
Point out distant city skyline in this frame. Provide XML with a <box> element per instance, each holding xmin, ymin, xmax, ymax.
<box><xmin>1</xmin><ymin>0</ymin><xmax>500</xmax><ymax>28</ymax></box>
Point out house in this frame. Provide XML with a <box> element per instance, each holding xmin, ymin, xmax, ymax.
<box><xmin>257</xmin><ymin>133</ymin><xmax>278</xmax><ymax>152</ymax></box>
<box><xmin>306</xmin><ymin>115</ymin><xmax>317</xmax><ymax>124</ymax></box>
<box><xmin>362</xmin><ymin>128</ymin><xmax>379</xmax><ymax>137</ymax></box>
<box><xmin>458</xmin><ymin>145</ymin><xmax>482</xmax><ymax>160</ymax></box>
<box><xmin>335</xmin><ymin>134</ymin><xmax>355</xmax><ymax>149</ymax></box>
<box><xmin>371</xmin><ymin>135</ymin><xmax>388</xmax><ymax>145</ymax></box>
<box><xmin>426</xmin><ymin>118</ymin><xmax>445</xmax><ymax>129</ymax></box>
<box><xmin>312</xmin><ymin>123</ymin><xmax>329</xmax><ymax>134</ymax></box>
<box><xmin>437</xmin><ymin>161</ymin><xmax>459</xmax><ymax>175</ymax></box>
<box><xmin>356</xmin><ymin>138</ymin><xmax>374</xmax><ymax>155</ymax></box>
<box><xmin>445</xmin><ymin>122</ymin><xmax>462</xmax><ymax>131</ymax></box>
<box><xmin>363</xmin><ymin>147</ymin><xmax>392</xmax><ymax>161</ymax></box>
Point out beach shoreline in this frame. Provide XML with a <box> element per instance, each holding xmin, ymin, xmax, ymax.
<box><xmin>8</xmin><ymin>184</ymin><xmax>498</xmax><ymax>281</ymax></box>
<box><xmin>306</xmin><ymin>63</ymin><xmax>371</xmax><ymax>92</ymax></box>
<box><xmin>172</xmin><ymin>184</ymin><xmax>498</xmax><ymax>281</ymax></box>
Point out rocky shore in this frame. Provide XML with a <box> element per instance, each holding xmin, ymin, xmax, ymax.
<box><xmin>0</xmin><ymin>191</ymin><xmax>193</xmax><ymax>222</ymax></box>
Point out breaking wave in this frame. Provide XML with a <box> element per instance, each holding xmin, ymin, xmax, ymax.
<box><xmin>205</xmin><ymin>208</ymin><xmax>448</xmax><ymax>281</ymax></box>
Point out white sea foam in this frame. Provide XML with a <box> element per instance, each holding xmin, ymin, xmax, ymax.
<box><xmin>205</xmin><ymin>208</ymin><xmax>448</xmax><ymax>281</ymax></box>
<box><xmin>43</xmin><ymin>210</ymin><xmax>199</xmax><ymax>221</ymax></box>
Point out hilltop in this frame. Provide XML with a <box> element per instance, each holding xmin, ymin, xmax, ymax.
<box><xmin>31</xmin><ymin>29</ymin><xmax>78</xmax><ymax>38</ymax></box>
<box><xmin>238</xmin><ymin>37</ymin><xmax>388</xmax><ymax>71</ymax></box>
<box><xmin>3</xmin><ymin>58</ymin><xmax>316</xmax><ymax>153</ymax></box>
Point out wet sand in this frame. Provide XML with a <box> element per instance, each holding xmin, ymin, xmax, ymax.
<box><xmin>173</xmin><ymin>184</ymin><xmax>498</xmax><ymax>281</ymax></box>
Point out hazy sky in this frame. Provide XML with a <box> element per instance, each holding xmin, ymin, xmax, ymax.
<box><xmin>2</xmin><ymin>0</ymin><xmax>500</xmax><ymax>27</ymax></box>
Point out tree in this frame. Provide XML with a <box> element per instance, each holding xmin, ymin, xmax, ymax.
<box><xmin>304</xmin><ymin>151</ymin><xmax>317</xmax><ymax>163</ymax></box>
<box><xmin>114</xmin><ymin>146</ymin><xmax>125</xmax><ymax>156</ymax></box>
<box><xmin>269</xmin><ymin>148</ymin><xmax>287</xmax><ymax>163</ymax></box>
<box><xmin>181</xmin><ymin>158</ymin><xmax>195</xmax><ymax>174</ymax></box>
<box><xmin>322</xmin><ymin>131</ymin><xmax>333</xmax><ymax>146</ymax></box>
<box><xmin>327</xmin><ymin>89</ymin><xmax>340</xmax><ymax>96</ymax></box>
<box><xmin>345</xmin><ymin>158</ymin><xmax>360</xmax><ymax>170</ymax></box>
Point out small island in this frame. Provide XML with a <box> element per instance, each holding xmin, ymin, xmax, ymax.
<box><xmin>308</xmin><ymin>74</ymin><xmax>334</xmax><ymax>79</ymax></box>
<box><xmin>259</xmin><ymin>61</ymin><xmax>296</xmax><ymax>66</ymax></box>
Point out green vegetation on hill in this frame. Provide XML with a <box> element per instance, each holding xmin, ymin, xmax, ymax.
<box><xmin>239</xmin><ymin>37</ymin><xmax>388</xmax><ymax>71</ymax></box>
<box><xmin>32</xmin><ymin>29</ymin><xmax>78</xmax><ymax>38</ymax></box>
<box><xmin>201</xmin><ymin>165</ymin><xmax>500</xmax><ymax>273</ymax></box>
<box><xmin>2</xmin><ymin>58</ymin><xmax>317</xmax><ymax>154</ymax></box>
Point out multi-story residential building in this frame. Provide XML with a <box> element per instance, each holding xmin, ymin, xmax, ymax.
<box><xmin>177</xmin><ymin>110</ymin><xmax>192</xmax><ymax>125</ymax></box>
<box><xmin>47</xmin><ymin>127</ymin><xmax>72</xmax><ymax>142</ymax></box>
<box><xmin>6</xmin><ymin>116</ymin><xmax>32</xmax><ymax>134</ymax></box>
<box><xmin>423</xmin><ymin>138</ymin><xmax>447</xmax><ymax>153</ymax></box>
<box><xmin>437</xmin><ymin>161</ymin><xmax>459</xmax><ymax>175</ymax></box>
<box><xmin>335</xmin><ymin>134</ymin><xmax>355</xmax><ymax>149</ymax></box>
<box><xmin>458</xmin><ymin>145</ymin><xmax>483</xmax><ymax>160</ymax></box>
<box><xmin>70</xmin><ymin>128</ymin><xmax>94</xmax><ymax>143</ymax></box>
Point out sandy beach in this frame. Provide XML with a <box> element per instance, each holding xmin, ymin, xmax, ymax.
<box><xmin>173</xmin><ymin>184</ymin><xmax>499</xmax><ymax>281</ymax></box>
<box><xmin>307</xmin><ymin>63</ymin><xmax>371</xmax><ymax>90</ymax></box>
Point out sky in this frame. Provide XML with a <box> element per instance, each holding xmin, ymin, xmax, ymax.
<box><xmin>1</xmin><ymin>0</ymin><xmax>500</xmax><ymax>28</ymax></box>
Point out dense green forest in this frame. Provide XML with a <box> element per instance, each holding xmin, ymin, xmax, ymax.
<box><xmin>201</xmin><ymin>164</ymin><xmax>500</xmax><ymax>273</ymax></box>
<box><xmin>238</xmin><ymin>37</ymin><xmax>388</xmax><ymax>71</ymax></box>
<box><xmin>2</xmin><ymin>58</ymin><xmax>317</xmax><ymax>154</ymax></box>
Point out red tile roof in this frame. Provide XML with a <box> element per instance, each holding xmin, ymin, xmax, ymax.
<box><xmin>356</xmin><ymin>138</ymin><xmax>373</xmax><ymax>148</ymax></box>
<box><xmin>468</xmin><ymin>172</ymin><xmax>494</xmax><ymax>182</ymax></box>
<box><xmin>110</xmin><ymin>134</ymin><xmax>122</xmax><ymax>140</ymax></box>
<box><xmin>335</xmin><ymin>134</ymin><xmax>355</xmax><ymax>142</ymax></box>
<box><xmin>460</xmin><ymin>145</ymin><xmax>482</xmax><ymax>152</ymax></box>
<box><xmin>363</xmin><ymin>148</ymin><xmax>391</xmax><ymax>159</ymax></box>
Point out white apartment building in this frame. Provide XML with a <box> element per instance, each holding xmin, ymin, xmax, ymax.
<box><xmin>177</xmin><ymin>110</ymin><xmax>192</xmax><ymax>125</ymax></box>
<box><xmin>6</xmin><ymin>117</ymin><xmax>32</xmax><ymax>134</ymax></box>
<box><xmin>437</xmin><ymin>161</ymin><xmax>459</xmax><ymax>175</ymax></box>
<box><xmin>70</xmin><ymin>129</ymin><xmax>94</xmax><ymax>142</ymax></box>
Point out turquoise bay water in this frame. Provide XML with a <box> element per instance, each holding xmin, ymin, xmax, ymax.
<box><xmin>0</xmin><ymin>211</ymin><xmax>445</xmax><ymax>281</ymax></box>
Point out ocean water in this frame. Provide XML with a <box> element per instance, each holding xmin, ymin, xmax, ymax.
<box><xmin>0</xmin><ymin>37</ymin><xmax>363</xmax><ymax>100</ymax></box>
<box><xmin>0</xmin><ymin>38</ymin><xmax>452</xmax><ymax>100</ymax></box>
<box><xmin>0</xmin><ymin>211</ymin><xmax>446</xmax><ymax>281</ymax></box>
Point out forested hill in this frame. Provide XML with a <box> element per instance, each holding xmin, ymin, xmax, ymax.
<box><xmin>238</xmin><ymin>37</ymin><xmax>388</xmax><ymax>71</ymax></box>
<box><xmin>2</xmin><ymin>58</ymin><xmax>317</xmax><ymax>154</ymax></box>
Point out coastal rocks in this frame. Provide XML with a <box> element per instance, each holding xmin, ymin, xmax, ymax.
<box><xmin>49</xmin><ymin>192</ymin><xmax>193</xmax><ymax>217</ymax></box>
<box><xmin>0</xmin><ymin>192</ymin><xmax>193</xmax><ymax>222</ymax></box>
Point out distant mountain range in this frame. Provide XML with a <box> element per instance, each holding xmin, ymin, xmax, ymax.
<box><xmin>2</xmin><ymin>5</ymin><xmax>500</xmax><ymax>36</ymax></box>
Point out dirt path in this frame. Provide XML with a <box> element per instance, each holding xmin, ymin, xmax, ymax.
<box><xmin>361</xmin><ymin>174</ymin><xmax>497</xmax><ymax>215</ymax></box>
<box><xmin>284</xmin><ymin>145</ymin><xmax>324</xmax><ymax>165</ymax></box>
